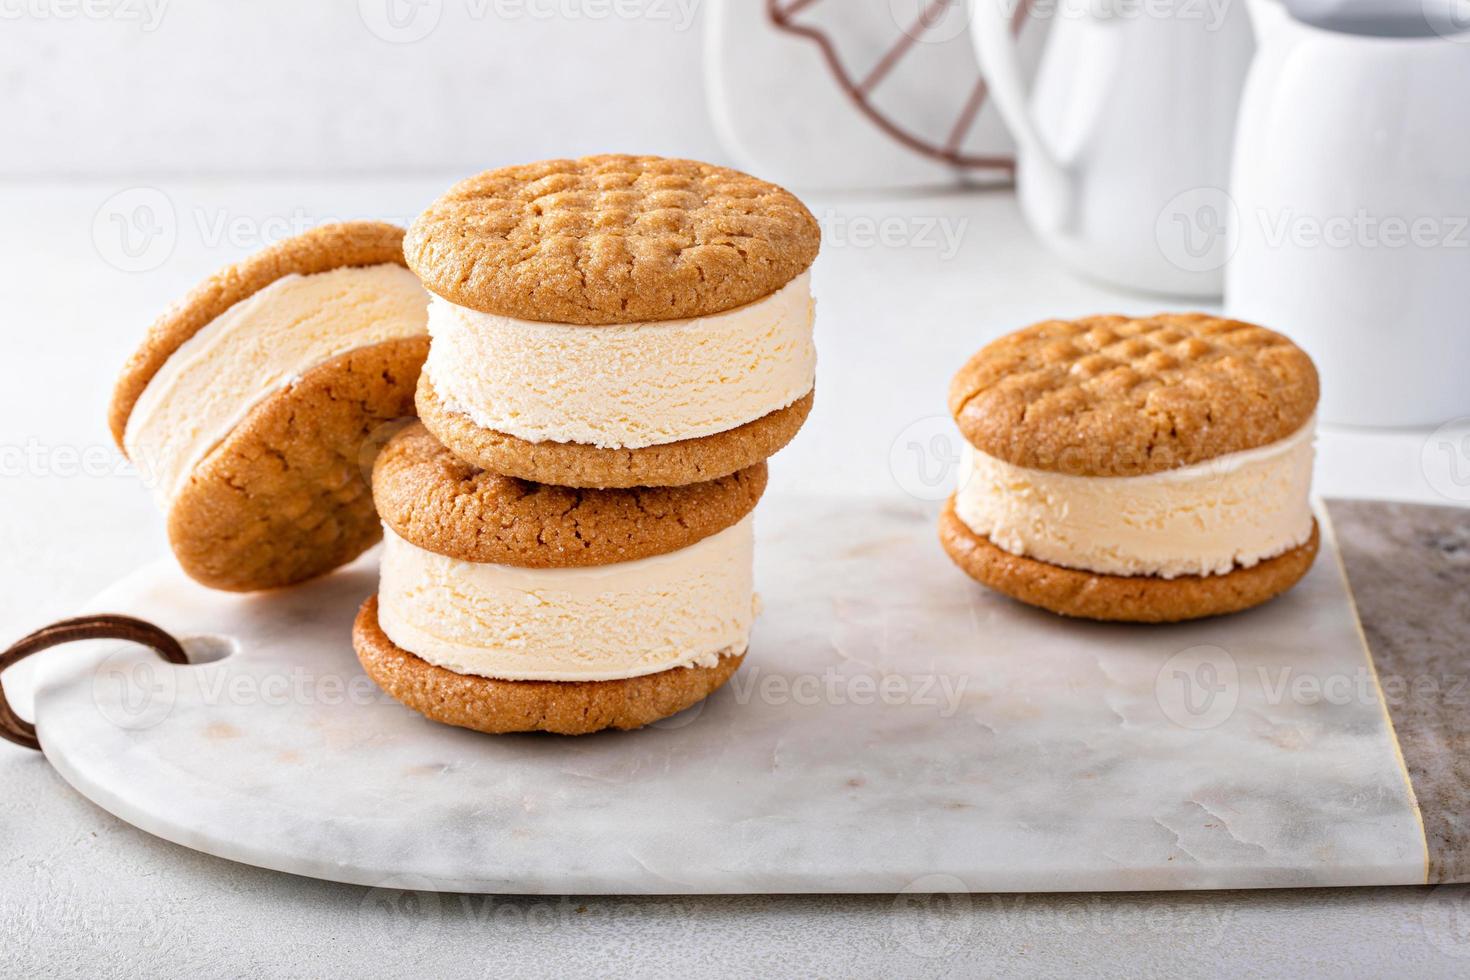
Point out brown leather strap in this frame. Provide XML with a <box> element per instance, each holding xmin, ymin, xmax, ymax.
<box><xmin>0</xmin><ymin>615</ymin><xmax>188</xmax><ymax>751</ymax></box>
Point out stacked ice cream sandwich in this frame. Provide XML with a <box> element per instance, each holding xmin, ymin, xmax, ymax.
<box><xmin>353</xmin><ymin>155</ymin><xmax>821</xmax><ymax>734</ymax></box>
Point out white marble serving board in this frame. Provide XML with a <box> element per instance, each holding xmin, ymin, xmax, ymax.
<box><xmin>29</xmin><ymin>495</ymin><xmax>1426</xmax><ymax>893</ymax></box>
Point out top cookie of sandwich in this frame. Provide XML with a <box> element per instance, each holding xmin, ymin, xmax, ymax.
<box><xmin>404</xmin><ymin>155</ymin><xmax>820</xmax><ymax>324</ymax></box>
<box><xmin>948</xmin><ymin>313</ymin><xmax>1319</xmax><ymax>478</ymax></box>
<box><xmin>373</xmin><ymin>423</ymin><xmax>767</xmax><ymax>569</ymax></box>
<box><xmin>108</xmin><ymin>220</ymin><xmax>409</xmax><ymax>450</ymax></box>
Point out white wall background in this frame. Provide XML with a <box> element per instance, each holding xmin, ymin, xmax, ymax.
<box><xmin>0</xmin><ymin>0</ymin><xmax>726</xmax><ymax>177</ymax></box>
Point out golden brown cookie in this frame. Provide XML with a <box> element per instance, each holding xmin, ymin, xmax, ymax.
<box><xmin>949</xmin><ymin>313</ymin><xmax>1319</xmax><ymax>477</ymax></box>
<box><xmin>109</xmin><ymin>220</ymin><xmax>411</xmax><ymax>449</ymax></box>
<box><xmin>404</xmin><ymin>155</ymin><xmax>821</xmax><ymax>324</ymax></box>
<box><xmin>372</xmin><ymin>422</ymin><xmax>767</xmax><ymax>566</ymax></box>
<box><xmin>167</xmin><ymin>337</ymin><xmax>427</xmax><ymax>591</ymax></box>
<box><xmin>112</xmin><ymin>221</ymin><xmax>429</xmax><ymax>592</ymax></box>
<box><xmin>354</xmin><ymin>596</ymin><xmax>743</xmax><ymax>735</ymax></box>
<box><xmin>415</xmin><ymin>374</ymin><xmax>810</xmax><ymax>490</ymax></box>
<box><xmin>939</xmin><ymin>498</ymin><xmax>1320</xmax><ymax>623</ymax></box>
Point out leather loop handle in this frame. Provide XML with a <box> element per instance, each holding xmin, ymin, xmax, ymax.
<box><xmin>0</xmin><ymin>615</ymin><xmax>188</xmax><ymax>751</ymax></box>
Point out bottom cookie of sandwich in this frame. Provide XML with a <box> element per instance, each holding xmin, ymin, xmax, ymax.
<box><xmin>353</xmin><ymin>596</ymin><xmax>744</xmax><ymax>735</ymax></box>
<box><xmin>939</xmin><ymin>497</ymin><xmax>1320</xmax><ymax>624</ymax></box>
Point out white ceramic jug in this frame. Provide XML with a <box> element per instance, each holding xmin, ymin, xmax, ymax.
<box><xmin>1227</xmin><ymin>0</ymin><xmax>1470</xmax><ymax>427</ymax></box>
<box><xmin>967</xmin><ymin>0</ymin><xmax>1254</xmax><ymax>297</ymax></box>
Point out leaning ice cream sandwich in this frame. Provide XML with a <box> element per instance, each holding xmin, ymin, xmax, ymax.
<box><xmin>108</xmin><ymin>222</ymin><xmax>431</xmax><ymax>591</ymax></box>
<box><xmin>403</xmin><ymin>154</ymin><xmax>820</xmax><ymax>488</ymax></box>
<box><xmin>354</xmin><ymin>423</ymin><xmax>764</xmax><ymax>735</ymax></box>
<box><xmin>939</xmin><ymin>313</ymin><xmax>1320</xmax><ymax>622</ymax></box>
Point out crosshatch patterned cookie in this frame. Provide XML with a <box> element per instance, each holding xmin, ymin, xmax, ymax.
<box><xmin>108</xmin><ymin>221</ymin><xmax>431</xmax><ymax>592</ymax></box>
<box><xmin>940</xmin><ymin>313</ymin><xmax>1321</xmax><ymax>622</ymax></box>
<box><xmin>403</xmin><ymin>155</ymin><xmax>821</xmax><ymax>324</ymax></box>
<box><xmin>948</xmin><ymin>313</ymin><xmax>1319</xmax><ymax>477</ymax></box>
<box><xmin>405</xmin><ymin>154</ymin><xmax>821</xmax><ymax>488</ymax></box>
<box><xmin>353</xmin><ymin>423</ymin><xmax>765</xmax><ymax>735</ymax></box>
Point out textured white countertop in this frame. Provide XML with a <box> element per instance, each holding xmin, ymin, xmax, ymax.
<box><xmin>1</xmin><ymin>180</ymin><xmax>1465</xmax><ymax>976</ymax></box>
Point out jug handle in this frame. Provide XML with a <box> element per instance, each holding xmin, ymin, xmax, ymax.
<box><xmin>966</xmin><ymin>0</ymin><xmax>1070</xmax><ymax>230</ymax></box>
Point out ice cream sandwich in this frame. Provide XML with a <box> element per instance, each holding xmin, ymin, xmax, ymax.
<box><xmin>403</xmin><ymin>154</ymin><xmax>820</xmax><ymax>488</ymax></box>
<box><xmin>108</xmin><ymin>222</ymin><xmax>430</xmax><ymax>591</ymax></box>
<box><xmin>939</xmin><ymin>313</ymin><xmax>1320</xmax><ymax>622</ymax></box>
<box><xmin>354</xmin><ymin>423</ymin><xmax>764</xmax><ymax>734</ymax></box>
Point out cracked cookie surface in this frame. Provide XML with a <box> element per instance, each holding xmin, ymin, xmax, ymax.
<box><xmin>372</xmin><ymin>422</ymin><xmax>767</xmax><ymax>567</ymax></box>
<box><xmin>353</xmin><ymin>596</ymin><xmax>744</xmax><ymax>734</ymax></box>
<box><xmin>948</xmin><ymin>313</ymin><xmax>1319</xmax><ymax>477</ymax></box>
<box><xmin>404</xmin><ymin>154</ymin><xmax>820</xmax><ymax>324</ymax></box>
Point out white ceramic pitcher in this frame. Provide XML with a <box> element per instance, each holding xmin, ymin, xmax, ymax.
<box><xmin>1226</xmin><ymin>0</ymin><xmax>1470</xmax><ymax>427</ymax></box>
<box><xmin>967</xmin><ymin>0</ymin><xmax>1254</xmax><ymax>297</ymax></box>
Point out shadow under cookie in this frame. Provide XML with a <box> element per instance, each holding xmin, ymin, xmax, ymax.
<box><xmin>353</xmin><ymin>597</ymin><xmax>745</xmax><ymax>735</ymax></box>
<box><xmin>416</xmin><ymin>374</ymin><xmax>812</xmax><ymax>489</ymax></box>
<box><xmin>938</xmin><ymin>497</ymin><xmax>1320</xmax><ymax>623</ymax></box>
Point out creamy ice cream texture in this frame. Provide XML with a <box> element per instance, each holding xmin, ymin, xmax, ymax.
<box><xmin>424</xmin><ymin>271</ymin><xmax>816</xmax><ymax>450</ymax></box>
<box><xmin>954</xmin><ymin>420</ymin><xmax>1316</xmax><ymax>579</ymax></box>
<box><xmin>377</xmin><ymin>515</ymin><xmax>756</xmax><ymax>682</ymax></box>
<box><xmin>124</xmin><ymin>263</ymin><xmax>429</xmax><ymax>508</ymax></box>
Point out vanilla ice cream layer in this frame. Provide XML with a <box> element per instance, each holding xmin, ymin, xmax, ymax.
<box><xmin>954</xmin><ymin>420</ymin><xmax>1316</xmax><ymax>579</ymax></box>
<box><xmin>124</xmin><ymin>263</ymin><xmax>429</xmax><ymax>508</ymax></box>
<box><xmin>424</xmin><ymin>271</ymin><xmax>816</xmax><ymax>450</ymax></box>
<box><xmin>377</xmin><ymin>515</ymin><xmax>757</xmax><ymax>682</ymax></box>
